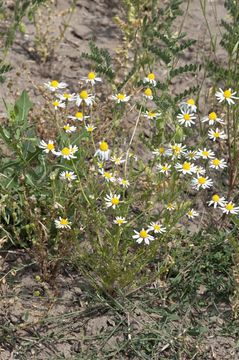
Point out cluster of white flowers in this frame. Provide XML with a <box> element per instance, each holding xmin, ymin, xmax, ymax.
<box><xmin>133</xmin><ymin>221</ymin><xmax>166</xmax><ymax>245</ymax></box>
<box><xmin>42</xmin><ymin>76</ymin><xmax>239</xmax><ymax>238</ymax></box>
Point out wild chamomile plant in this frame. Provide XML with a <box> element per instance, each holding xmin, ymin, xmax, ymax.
<box><xmin>1</xmin><ymin>67</ymin><xmax>239</xmax><ymax>296</ymax></box>
<box><xmin>200</xmin><ymin>0</ymin><xmax>239</xmax><ymax>315</ymax></box>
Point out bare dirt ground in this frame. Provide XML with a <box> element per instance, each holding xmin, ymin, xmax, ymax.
<box><xmin>1</xmin><ymin>0</ymin><xmax>238</xmax><ymax>359</ymax></box>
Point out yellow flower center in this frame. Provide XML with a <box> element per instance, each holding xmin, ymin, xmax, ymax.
<box><xmin>147</xmin><ymin>73</ymin><xmax>155</xmax><ymax>80</ymax></box>
<box><xmin>158</xmin><ymin>148</ymin><xmax>165</xmax><ymax>153</ymax></box>
<box><xmin>148</xmin><ymin>110</ymin><xmax>156</xmax><ymax>117</ymax></box>
<box><xmin>167</xmin><ymin>204</ymin><xmax>173</xmax><ymax>208</ymax></box>
<box><xmin>46</xmin><ymin>144</ymin><xmax>54</xmax><ymax>150</ymax></box>
<box><xmin>60</xmin><ymin>219</ymin><xmax>68</xmax><ymax>226</ymax></box>
<box><xmin>51</xmin><ymin>80</ymin><xmax>58</xmax><ymax>87</ymax></box>
<box><xmin>187</xmin><ymin>98</ymin><xmax>195</xmax><ymax>105</ymax></box>
<box><xmin>104</xmin><ymin>172</ymin><xmax>111</xmax><ymax>179</ymax></box>
<box><xmin>121</xmin><ymin>180</ymin><xmax>127</xmax><ymax>184</ymax></box>
<box><xmin>62</xmin><ymin>147</ymin><xmax>70</xmax><ymax>155</ymax></box>
<box><xmin>75</xmin><ymin>112</ymin><xmax>83</xmax><ymax>119</ymax></box>
<box><xmin>213</xmin><ymin>159</ymin><xmax>220</xmax><ymax>166</ymax></box>
<box><xmin>144</xmin><ymin>88</ymin><xmax>152</xmax><ymax>97</ymax></box>
<box><xmin>88</xmin><ymin>72</ymin><xmax>95</xmax><ymax>80</ymax></box>
<box><xmin>53</xmin><ymin>101</ymin><xmax>59</xmax><ymax>107</ymax></box>
<box><xmin>198</xmin><ymin>177</ymin><xmax>206</xmax><ymax>184</ymax></box>
<box><xmin>100</xmin><ymin>142</ymin><xmax>108</xmax><ymax>151</ymax></box>
<box><xmin>226</xmin><ymin>204</ymin><xmax>233</xmax><ymax>210</ymax></box>
<box><xmin>63</xmin><ymin>94</ymin><xmax>71</xmax><ymax>98</ymax></box>
<box><xmin>70</xmin><ymin>148</ymin><xmax>75</xmax><ymax>152</ymax></box>
<box><xmin>202</xmin><ymin>151</ymin><xmax>209</xmax><ymax>157</ymax></box>
<box><xmin>209</xmin><ymin>112</ymin><xmax>217</xmax><ymax>120</ymax></box>
<box><xmin>162</xmin><ymin>166</ymin><xmax>168</xmax><ymax>171</ymax></box>
<box><xmin>65</xmin><ymin>173</ymin><xmax>72</xmax><ymax>178</ymax></box>
<box><xmin>188</xmin><ymin>153</ymin><xmax>195</xmax><ymax>158</ymax></box>
<box><xmin>117</xmin><ymin>94</ymin><xmax>125</xmax><ymax>100</ymax></box>
<box><xmin>117</xmin><ymin>219</ymin><xmax>123</xmax><ymax>224</ymax></box>
<box><xmin>139</xmin><ymin>230</ymin><xmax>148</xmax><ymax>238</ymax></box>
<box><xmin>213</xmin><ymin>132</ymin><xmax>220</xmax><ymax>137</ymax></box>
<box><xmin>188</xmin><ymin>211</ymin><xmax>193</xmax><ymax>216</ymax></box>
<box><xmin>184</xmin><ymin>114</ymin><xmax>190</xmax><ymax>121</ymax></box>
<box><xmin>80</xmin><ymin>91</ymin><xmax>88</xmax><ymax>99</ymax></box>
<box><xmin>212</xmin><ymin>195</ymin><xmax>219</xmax><ymax>202</ymax></box>
<box><xmin>154</xmin><ymin>225</ymin><xmax>161</xmax><ymax>230</ymax></box>
<box><xmin>114</xmin><ymin>158</ymin><xmax>120</xmax><ymax>162</ymax></box>
<box><xmin>87</xmin><ymin>127</ymin><xmax>94</xmax><ymax>131</ymax></box>
<box><xmin>64</xmin><ymin>126</ymin><xmax>70</xmax><ymax>130</ymax></box>
<box><xmin>183</xmin><ymin>162</ymin><xmax>191</xmax><ymax>170</ymax></box>
<box><xmin>223</xmin><ymin>90</ymin><xmax>231</xmax><ymax>98</ymax></box>
<box><xmin>174</xmin><ymin>146</ymin><xmax>181</xmax><ymax>152</ymax></box>
<box><xmin>112</xmin><ymin>197</ymin><xmax>119</xmax><ymax>205</ymax></box>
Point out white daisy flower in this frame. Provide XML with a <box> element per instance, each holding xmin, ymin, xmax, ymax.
<box><xmin>180</xmin><ymin>98</ymin><xmax>197</xmax><ymax>113</ymax></box>
<box><xmin>118</xmin><ymin>178</ymin><xmax>130</xmax><ymax>188</ymax></box>
<box><xmin>209</xmin><ymin>158</ymin><xmax>227</xmax><ymax>170</ymax></box>
<box><xmin>132</xmin><ymin>228</ymin><xmax>154</xmax><ymax>245</ymax></box>
<box><xmin>177</xmin><ymin>110</ymin><xmax>196</xmax><ymax>127</ymax></box>
<box><xmin>185</xmin><ymin>150</ymin><xmax>200</xmax><ymax>160</ymax></box>
<box><xmin>208</xmin><ymin>128</ymin><xmax>226</xmax><ymax>141</ymax></box>
<box><xmin>55</xmin><ymin>145</ymin><xmax>78</xmax><ymax>160</ymax></box>
<box><xmin>219</xmin><ymin>202</ymin><xmax>239</xmax><ymax>214</ymax></box>
<box><xmin>44</xmin><ymin>80</ymin><xmax>68</xmax><ymax>92</ymax></box>
<box><xmin>128</xmin><ymin>152</ymin><xmax>138</xmax><ymax>160</ymax></box>
<box><xmin>143</xmin><ymin>88</ymin><xmax>153</xmax><ymax>100</ymax></box>
<box><xmin>62</xmin><ymin>124</ymin><xmax>77</xmax><ymax>133</ymax></box>
<box><xmin>207</xmin><ymin>194</ymin><xmax>226</xmax><ymax>208</ymax></box>
<box><xmin>97</xmin><ymin>162</ymin><xmax>104</xmax><ymax>169</ymax></box>
<box><xmin>148</xmin><ymin>222</ymin><xmax>166</xmax><ymax>234</ymax></box>
<box><xmin>99</xmin><ymin>169</ymin><xmax>115</xmax><ymax>183</ymax></box>
<box><xmin>143</xmin><ymin>110</ymin><xmax>161</xmax><ymax>120</ymax></box>
<box><xmin>94</xmin><ymin>141</ymin><xmax>111</xmax><ymax>161</ymax></box>
<box><xmin>165</xmin><ymin>203</ymin><xmax>175</xmax><ymax>211</ymax></box>
<box><xmin>39</xmin><ymin>140</ymin><xmax>56</xmax><ymax>153</ymax></box>
<box><xmin>195</xmin><ymin>166</ymin><xmax>206</xmax><ymax>175</ymax></box>
<box><xmin>105</xmin><ymin>193</ymin><xmax>121</xmax><ymax>209</ymax></box>
<box><xmin>76</xmin><ymin>91</ymin><xmax>95</xmax><ymax>106</ymax></box>
<box><xmin>143</xmin><ymin>73</ymin><xmax>157</xmax><ymax>87</ymax></box>
<box><xmin>167</xmin><ymin>143</ymin><xmax>187</xmax><ymax>159</ymax></box>
<box><xmin>175</xmin><ymin>162</ymin><xmax>197</xmax><ymax>175</ymax></box>
<box><xmin>186</xmin><ymin>98</ymin><xmax>197</xmax><ymax>112</ymax></box>
<box><xmin>215</xmin><ymin>88</ymin><xmax>239</xmax><ymax>105</ymax></box>
<box><xmin>152</xmin><ymin>147</ymin><xmax>167</xmax><ymax>157</ymax></box>
<box><xmin>186</xmin><ymin>209</ymin><xmax>199</xmax><ymax>219</ymax></box>
<box><xmin>110</xmin><ymin>94</ymin><xmax>130</xmax><ymax>103</ymax></box>
<box><xmin>113</xmin><ymin>216</ymin><xmax>127</xmax><ymax>226</ymax></box>
<box><xmin>85</xmin><ymin>124</ymin><xmax>97</xmax><ymax>132</ymax></box>
<box><xmin>196</xmin><ymin>148</ymin><xmax>215</xmax><ymax>159</ymax></box>
<box><xmin>201</xmin><ymin>112</ymin><xmax>224</xmax><ymax>125</ymax></box>
<box><xmin>57</xmin><ymin>93</ymin><xmax>76</xmax><ymax>102</ymax></box>
<box><xmin>55</xmin><ymin>217</ymin><xmax>71</xmax><ymax>229</ymax></box>
<box><xmin>110</xmin><ymin>156</ymin><xmax>125</xmax><ymax>165</ymax></box>
<box><xmin>59</xmin><ymin>171</ymin><xmax>77</xmax><ymax>181</ymax></box>
<box><xmin>157</xmin><ymin>163</ymin><xmax>171</xmax><ymax>176</ymax></box>
<box><xmin>68</xmin><ymin>112</ymin><xmax>90</xmax><ymax>121</ymax></box>
<box><xmin>191</xmin><ymin>175</ymin><xmax>213</xmax><ymax>190</ymax></box>
<box><xmin>81</xmin><ymin>72</ymin><xmax>102</xmax><ymax>86</ymax></box>
<box><xmin>52</xmin><ymin>100</ymin><xmax>65</xmax><ymax>110</ymax></box>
